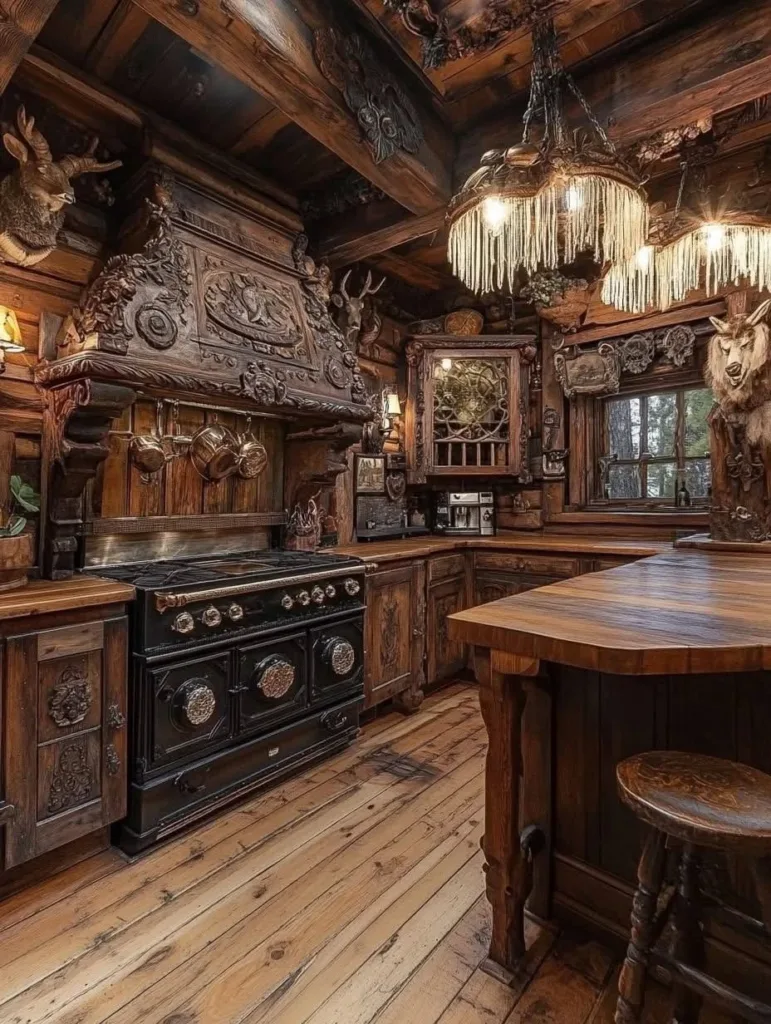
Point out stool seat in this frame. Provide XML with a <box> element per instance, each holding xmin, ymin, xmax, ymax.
<box><xmin>617</xmin><ymin>751</ymin><xmax>771</xmax><ymax>854</ymax></box>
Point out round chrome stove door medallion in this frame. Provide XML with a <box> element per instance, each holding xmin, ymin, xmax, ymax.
<box><xmin>183</xmin><ymin>683</ymin><xmax>216</xmax><ymax>726</ymax></box>
<box><xmin>326</xmin><ymin>639</ymin><xmax>356</xmax><ymax>677</ymax></box>
<box><xmin>257</xmin><ymin>657</ymin><xmax>296</xmax><ymax>699</ymax></box>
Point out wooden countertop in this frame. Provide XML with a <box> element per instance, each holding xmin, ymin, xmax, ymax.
<box><xmin>333</xmin><ymin>532</ymin><xmax>671</xmax><ymax>564</ymax></box>
<box><xmin>449</xmin><ymin>549</ymin><xmax>771</xmax><ymax>676</ymax></box>
<box><xmin>0</xmin><ymin>576</ymin><xmax>135</xmax><ymax>622</ymax></box>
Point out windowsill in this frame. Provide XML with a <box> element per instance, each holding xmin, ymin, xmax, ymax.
<box><xmin>553</xmin><ymin>509</ymin><xmax>709</xmax><ymax>527</ymax></box>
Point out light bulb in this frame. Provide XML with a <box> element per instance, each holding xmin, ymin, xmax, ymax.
<box><xmin>635</xmin><ymin>245</ymin><xmax>654</xmax><ymax>271</ymax></box>
<box><xmin>704</xmin><ymin>223</ymin><xmax>725</xmax><ymax>251</ymax></box>
<box><xmin>483</xmin><ymin>197</ymin><xmax>506</xmax><ymax>231</ymax></box>
<box><xmin>565</xmin><ymin>184</ymin><xmax>583</xmax><ymax>211</ymax></box>
<box><xmin>441</xmin><ymin>358</ymin><xmax>452</xmax><ymax>371</ymax></box>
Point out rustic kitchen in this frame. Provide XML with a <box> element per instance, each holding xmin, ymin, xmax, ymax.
<box><xmin>0</xmin><ymin>0</ymin><xmax>770</xmax><ymax>1020</ymax></box>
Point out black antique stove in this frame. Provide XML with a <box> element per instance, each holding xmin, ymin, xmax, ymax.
<box><xmin>91</xmin><ymin>550</ymin><xmax>366</xmax><ymax>853</ymax></box>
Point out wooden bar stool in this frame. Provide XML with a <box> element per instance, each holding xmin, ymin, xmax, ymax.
<box><xmin>614</xmin><ymin>751</ymin><xmax>771</xmax><ymax>1024</ymax></box>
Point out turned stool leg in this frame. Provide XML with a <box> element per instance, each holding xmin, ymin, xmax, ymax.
<box><xmin>670</xmin><ymin>844</ymin><xmax>705</xmax><ymax>1024</ymax></box>
<box><xmin>615</xmin><ymin>829</ymin><xmax>667</xmax><ymax>1024</ymax></box>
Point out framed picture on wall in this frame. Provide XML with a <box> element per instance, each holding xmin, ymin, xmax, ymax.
<box><xmin>355</xmin><ymin>454</ymin><xmax>386</xmax><ymax>494</ymax></box>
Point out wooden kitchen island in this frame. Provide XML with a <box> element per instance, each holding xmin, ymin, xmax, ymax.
<box><xmin>448</xmin><ymin>549</ymin><xmax>771</xmax><ymax>999</ymax></box>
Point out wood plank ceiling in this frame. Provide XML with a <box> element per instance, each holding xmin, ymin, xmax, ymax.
<box><xmin>10</xmin><ymin>0</ymin><xmax>771</xmax><ymax>305</ymax></box>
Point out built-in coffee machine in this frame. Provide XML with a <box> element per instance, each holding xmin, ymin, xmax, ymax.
<box><xmin>433</xmin><ymin>491</ymin><xmax>495</xmax><ymax>536</ymax></box>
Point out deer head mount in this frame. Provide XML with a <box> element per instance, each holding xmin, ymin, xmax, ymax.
<box><xmin>333</xmin><ymin>269</ymin><xmax>385</xmax><ymax>348</ymax></box>
<box><xmin>707</xmin><ymin>298</ymin><xmax>771</xmax><ymax>445</ymax></box>
<box><xmin>0</xmin><ymin>106</ymin><xmax>122</xmax><ymax>267</ymax></box>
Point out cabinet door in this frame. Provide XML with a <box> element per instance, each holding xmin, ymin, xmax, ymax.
<box><xmin>3</xmin><ymin>616</ymin><xmax>128</xmax><ymax>869</ymax></box>
<box><xmin>427</xmin><ymin>576</ymin><xmax>467</xmax><ymax>685</ymax></box>
<box><xmin>364</xmin><ymin>563</ymin><xmax>420</xmax><ymax>709</ymax></box>
<box><xmin>474</xmin><ymin>571</ymin><xmax>563</xmax><ymax>607</ymax></box>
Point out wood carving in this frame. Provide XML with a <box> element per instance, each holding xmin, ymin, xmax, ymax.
<box><xmin>384</xmin><ymin>0</ymin><xmax>567</xmax><ymax>71</ymax></box>
<box><xmin>0</xmin><ymin>107</ymin><xmax>121</xmax><ymax>267</ymax></box>
<box><xmin>48</xmin><ymin>666</ymin><xmax>93</xmax><ymax>728</ymax></box>
<box><xmin>381</xmin><ymin>595</ymin><xmax>400</xmax><ymax>673</ymax></box>
<box><xmin>313</xmin><ymin>27</ymin><xmax>423</xmax><ymax>164</ymax></box>
<box><xmin>555</xmin><ymin>343</ymin><xmax>620</xmax><ymax>399</ymax></box>
<box><xmin>63</xmin><ymin>186</ymin><xmax>192</xmax><ymax>356</ymax></box>
<box><xmin>707</xmin><ymin>299</ymin><xmax>771</xmax><ymax>447</ymax></box>
<box><xmin>333</xmin><ymin>269</ymin><xmax>385</xmax><ymax>349</ymax></box>
<box><xmin>47</xmin><ymin>742</ymin><xmax>95</xmax><ymax>814</ymax></box>
<box><xmin>300</xmin><ymin>171</ymin><xmax>386</xmax><ymax>223</ymax></box>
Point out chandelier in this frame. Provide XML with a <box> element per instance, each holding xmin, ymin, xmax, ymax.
<box><xmin>447</xmin><ymin>13</ymin><xmax>648</xmax><ymax>294</ymax></box>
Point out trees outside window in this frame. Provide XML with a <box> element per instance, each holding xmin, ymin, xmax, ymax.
<box><xmin>601</xmin><ymin>387</ymin><xmax>712</xmax><ymax>503</ymax></box>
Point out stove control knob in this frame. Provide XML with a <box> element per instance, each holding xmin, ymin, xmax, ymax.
<box><xmin>202</xmin><ymin>605</ymin><xmax>222</xmax><ymax>628</ymax></box>
<box><xmin>227</xmin><ymin>603</ymin><xmax>244</xmax><ymax>622</ymax></box>
<box><xmin>311</xmin><ymin>586</ymin><xmax>325</xmax><ymax>604</ymax></box>
<box><xmin>172</xmin><ymin>611</ymin><xmax>195</xmax><ymax>635</ymax></box>
<box><xmin>297</xmin><ymin>590</ymin><xmax>311</xmax><ymax>607</ymax></box>
<box><xmin>280</xmin><ymin>593</ymin><xmax>294</xmax><ymax>610</ymax></box>
<box><xmin>325</xmin><ymin>584</ymin><xmax>336</xmax><ymax>598</ymax></box>
<box><xmin>344</xmin><ymin>578</ymin><xmax>361</xmax><ymax>596</ymax></box>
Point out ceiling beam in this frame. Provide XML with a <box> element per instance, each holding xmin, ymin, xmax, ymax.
<box><xmin>130</xmin><ymin>0</ymin><xmax>453</xmax><ymax>215</ymax></box>
<box><xmin>0</xmin><ymin>0</ymin><xmax>60</xmax><ymax>94</ymax></box>
<box><xmin>369</xmin><ymin>250</ymin><xmax>456</xmax><ymax>292</ymax></box>
<box><xmin>317</xmin><ymin>207</ymin><xmax>446</xmax><ymax>267</ymax></box>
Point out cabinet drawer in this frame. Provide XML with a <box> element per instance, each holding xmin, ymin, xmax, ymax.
<box><xmin>475</xmin><ymin>551</ymin><xmax>579</xmax><ymax>578</ymax></box>
<box><xmin>428</xmin><ymin>554</ymin><xmax>466</xmax><ymax>583</ymax></box>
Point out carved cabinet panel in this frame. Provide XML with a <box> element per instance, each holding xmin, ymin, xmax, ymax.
<box><xmin>3</xmin><ymin>616</ymin><xmax>128</xmax><ymax>868</ymax></box>
<box><xmin>427</xmin><ymin>574</ymin><xmax>467</xmax><ymax>685</ymax></box>
<box><xmin>364</xmin><ymin>561</ymin><xmax>425</xmax><ymax>710</ymax></box>
<box><xmin>405</xmin><ymin>337</ymin><xmax>533</xmax><ymax>484</ymax></box>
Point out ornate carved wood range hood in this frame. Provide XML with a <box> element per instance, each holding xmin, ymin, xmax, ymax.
<box><xmin>36</xmin><ymin>162</ymin><xmax>372</xmax><ymax>426</ymax></box>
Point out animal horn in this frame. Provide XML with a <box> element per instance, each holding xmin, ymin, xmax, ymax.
<box><xmin>747</xmin><ymin>298</ymin><xmax>771</xmax><ymax>326</ymax></box>
<box><xmin>338</xmin><ymin>269</ymin><xmax>352</xmax><ymax>302</ymax></box>
<box><xmin>16</xmin><ymin>107</ymin><xmax>52</xmax><ymax>165</ymax></box>
<box><xmin>357</xmin><ymin>271</ymin><xmax>374</xmax><ymax>299</ymax></box>
<box><xmin>709</xmin><ymin>316</ymin><xmax>730</xmax><ymax>334</ymax></box>
<box><xmin>58</xmin><ymin>137</ymin><xmax>122</xmax><ymax>179</ymax></box>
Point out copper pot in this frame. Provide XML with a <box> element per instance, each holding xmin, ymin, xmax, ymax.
<box><xmin>237</xmin><ymin>417</ymin><xmax>268</xmax><ymax>480</ymax></box>
<box><xmin>190</xmin><ymin>422</ymin><xmax>240</xmax><ymax>481</ymax></box>
<box><xmin>130</xmin><ymin>401</ymin><xmax>168</xmax><ymax>476</ymax></box>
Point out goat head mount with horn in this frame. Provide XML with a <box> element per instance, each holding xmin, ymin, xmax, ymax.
<box><xmin>707</xmin><ymin>298</ymin><xmax>771</xmax><ymax>445</ymax></box>
<box><xmin>333</xmin><ymin>270</ymin><xmax>385</xmax><ymax>348</ymax></box>
<box><xmin>0</xmin><ymin>106</ymin><xmax>122</xmax><ymax>267</ymax></box>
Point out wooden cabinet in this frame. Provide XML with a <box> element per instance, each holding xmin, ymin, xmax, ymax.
<box><xmin>364</xmin><ymin>561</ymin><xmax>425</xmax><ymax>712</ymax></box>
<box><xmin>0</xmin><ymin>582</ymin><xmax>132</xmax><ymax>870</ymax></box>
<box><xmin>427</xmin><ymin>573</ymin><xmax>467</xmax><ymax>685</ymax></box>
<box><xmin>405</xmin><ymin>336</ymin><xmax>534</xmax><ymax>484</ymax></box>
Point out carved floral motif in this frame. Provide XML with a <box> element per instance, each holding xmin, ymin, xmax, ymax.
<box><xmin>48</xmin><ymin>665</ymin><xmax>93</xmax><ymax>728</ymax></box>
<box><xmin>381</xmin><ymin>595</ymin><xmax>400</xmax><ymax>674</ymax></box>
<box><xmin>47</xmin><ymin>742</ymin><xmax>95</xmax><ymax>814</ymax></box>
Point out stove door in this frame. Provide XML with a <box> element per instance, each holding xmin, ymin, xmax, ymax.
<box><xmin>236</xmin><ymin>631</ymin><xmax>307</xmax><ymax>734</ymax></box>
<box><xmin>309</xmin><ymin>615</ymin><xmax>364</xmax><ymax>705</ymax></box>
<box><xmin>148</xmin><ymin>653</ymin><xmax>231</xmax><ymax>771</ymax></box>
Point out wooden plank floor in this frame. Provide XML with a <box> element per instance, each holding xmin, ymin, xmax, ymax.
<box><xmin>0</xmin><ymin>683</ymin><xmax>738</xmax><ymax>1024</ymax></box>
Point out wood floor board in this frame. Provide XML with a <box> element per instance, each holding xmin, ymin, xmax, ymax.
<box><xmin>2</xmin><ymin>720</ymin><xmax>485</xmax><ymax>1022</ymax></box>
<box><xmin>0</xmin><ymin>684</ymin><xmax>740</xmax><ymax>1024</ymax></box>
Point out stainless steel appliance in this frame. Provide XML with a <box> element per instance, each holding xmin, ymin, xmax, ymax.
<box><xmin>90</xmin><ymin>550</ymin><xmax>365</xmax><ymax>852</ymax></box>
<box><xmin>433</xmin><ymin>491</ymin><xmax>496</xmax><ymax>536</ymax></box>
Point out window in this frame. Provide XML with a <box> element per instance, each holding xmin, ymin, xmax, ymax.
<box><xmin>600</xmin><ymin>386</ymin><xmax>712</xmax><ymax>504</ymax></box>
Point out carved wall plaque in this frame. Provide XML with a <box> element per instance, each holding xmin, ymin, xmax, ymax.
<box><xmin>313</xmin><ymin>27</ymin><xmax>423</xmax><ymax>164</ymax></box>
<box><xmin>555</xmin><ymin>343</ymin><xmax>620</xmax><ymax>399</ymax></box>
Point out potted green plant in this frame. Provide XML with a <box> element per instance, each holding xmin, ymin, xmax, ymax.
<box><xmin>0</xmin><ymin>474</ymin><xmax>39</xmax><ymax>591</ymax></box>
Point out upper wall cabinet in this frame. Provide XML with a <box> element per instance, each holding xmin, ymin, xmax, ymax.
<box><xmin>404</xmin><ymin>336</ymin><xmax>536</xmax><ymax>484</ymax></box>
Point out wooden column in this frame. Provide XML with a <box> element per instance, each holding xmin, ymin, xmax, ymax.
<box><xmin>475</xmin><ymin>646</ymin><xmax>540</xmax><ymax>982</ymax></box>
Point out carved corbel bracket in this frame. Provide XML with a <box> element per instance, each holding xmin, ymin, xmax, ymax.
<box><xmin>42</xmin><ymin>381</ymin><xmax>136</xmax><ymax>578</ymax></box>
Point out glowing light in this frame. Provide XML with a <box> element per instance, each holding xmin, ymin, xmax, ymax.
<box><xmin>635</xmin><ymin>245</ymin><xmax>654</xmax><ymax>271</ymax></box>
<box><xmin>704</xmin><ymin>223</ymin><xmax>725</xmax><ymax>251</ymax></box>
<box><xmin>565</xmin><ymin>184</ymin><xmax>583</xmax><ymax>211</ymax></box>
<box><xmin>482</xmin><ymin>196</ymin><xmax>506</xmax><ymax>231</ymax></box>
<box><xmin>441</xmin><ymin>358</ymin><xmax>453</xmax><ymax>371</ymax></box>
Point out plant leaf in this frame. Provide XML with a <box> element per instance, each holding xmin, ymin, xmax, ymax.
<box><xmin>6</xmin><ymin>515</ymin><xmax>26</xmax><ymax>536</ymax></box>
<box><xmin>10</xmin><ymin>476</ymin><xmax>39</xmax><ymax>513</ymax></box>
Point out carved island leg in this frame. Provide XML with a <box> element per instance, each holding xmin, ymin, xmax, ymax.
<box><xmin>670</xmin><ymin>844</ymin><xmax>704</xmax><ymax>1024</ymax></box>
<box><xmin>615</xmin><ymin>829</ymin><xmax>667</xmax><ymax>1024</ymax></box>
<box><xmin>476</xmin><ymin>646</ymin><xmax>538</xmax><ymax>984</ymax></box>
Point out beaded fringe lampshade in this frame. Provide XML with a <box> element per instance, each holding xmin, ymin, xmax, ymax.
<box><xmin>603</xmin><ymin>217</ymin><xmax>771</xmax><ymax>313</ymax></box>
<box><xmin>447</xmin><ymin>15</ymin><xmax>648</xmax><ymax>294</ymax></box>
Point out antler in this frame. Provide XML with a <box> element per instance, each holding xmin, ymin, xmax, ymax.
<box><xmin>58</xmin><ymin>137</ymin><xmax>122</xmax><ymax>179</ymax></box>
<box><xmin>359</xmin><ymin>271</ymin><xmax>385</xmax><ymax>299</ymax></box>
<box><xmin>16</xmin><ymin>107</ymin><xmax>52</xmax><ymax>165</ymax></box>
<box><xmin>338</xmin><ymin>269</ymin><xmax>352</xmax><ymax>302</ymax></box>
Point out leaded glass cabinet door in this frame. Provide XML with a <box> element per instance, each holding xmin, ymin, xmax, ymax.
<box><xmin>425</xmin><ymin>351</ymin><xmax>522</xmax><ymax>476</ymax></box>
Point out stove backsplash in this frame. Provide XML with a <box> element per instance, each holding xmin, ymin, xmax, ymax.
<box><xmin>85</xmin><ymin>526</ymin><xmax>274</xmax><ymax>566</ymax></box>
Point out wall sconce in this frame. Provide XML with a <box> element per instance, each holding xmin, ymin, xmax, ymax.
<box><xmin>0</xmin><ymin>307</ymin><xmax>24</xmax><ymax>375</ymax></box>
